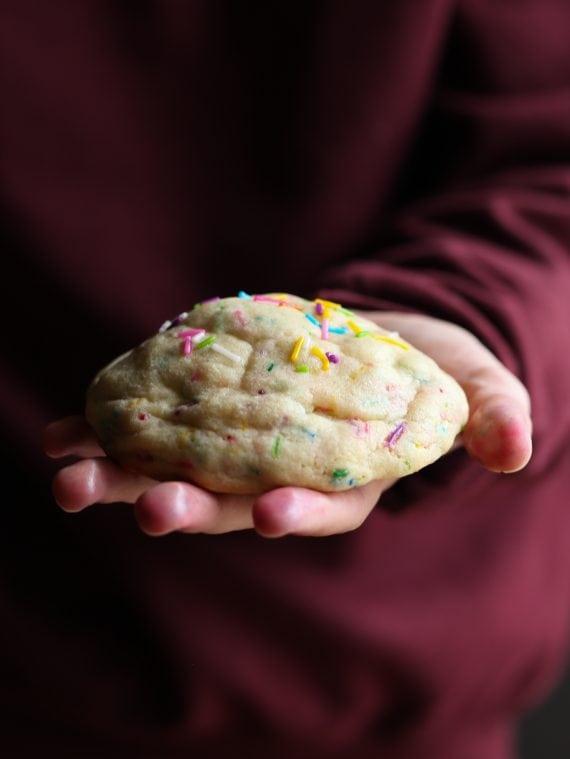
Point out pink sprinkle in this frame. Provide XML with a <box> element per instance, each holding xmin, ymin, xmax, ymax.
<box><xmin>234</xmin><ymin>309</ymin><xmax>247</xmax><ymax>326</ymax></box>
<box><xmin>253</xmin><ymin>295</ymin><xmax>282</xmax><ymax>304</ymax></box>
<box><xmin>385</xmin><ymin>422</ymin><xmax>407</xmax><ymax>449</ymax></box>
<box><xmin>321</xmin><ymin>317</ymin><xmax>329</xmax><ymax>340</ymax></box>
<box><xmin>201</xmin><ymin>296</ymin><xmax>220</xmax><ymax>304</ymax></box>
<box><xmin>182</xmin><ymin>336</ymin><xmax>192</xmax><ymax>356</ymax></box>
<box><xmin>315</xmin><ymin>302</ymin><xmax>324</xmax><ymax>316</ymax></box>
<box><xmin>177</xmin><ymin>328</ymin><xmax>205</xmax><ymax>338</ymax></box>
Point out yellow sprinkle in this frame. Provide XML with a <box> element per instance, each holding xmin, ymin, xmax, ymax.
<box><xmin>350</xmin><ymin>365</ymin><xmax>367</xmax><ymax>380</ymax></box>
<box><xmin>347</xmin><ymin>320</ymin><xmax>362</xmax><ymax>334</ymax></box>
<box><xmin>314</xmin><ymin>297</ymin><xmax>341</xmax><ymax>309</ymax></box>
<box><xmin>310</xmin><ymin>346</ymin><xmax>330</xmax><ymax>371</ymax></box>
<box><xmin>290</xmin><ymin>336</ymin><xmax>304</xmax><ymax>363</ymax></box>
<box><xmin>372</xmin><ymin>334</ymin><xmax>410</xmax><ymax>350</ymax></box>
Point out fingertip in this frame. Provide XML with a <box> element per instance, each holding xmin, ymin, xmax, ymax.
<box><xmin>52</xmin><ymin>459</ymin><xmax>101</xmax><ymax>512</ymax></box>
<box><xmin>135</xmin><ymin>482</ymin><xmax>193</xmax><ymax>536</ymax></box>
<box><xmin>464</xmin><ymin>400</ymin><xmax>533</xmax><ymax>474</ymax></box>
<box><xmin>253</xmin><ymin>488</ymin><xmax>306</xmax><ymax>538</ymax></box>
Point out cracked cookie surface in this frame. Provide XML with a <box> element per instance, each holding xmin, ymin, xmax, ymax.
<box><xmin>85</xmin><ymin>293</ymin><xmax>469</xmax><ymax>493</ymax></box>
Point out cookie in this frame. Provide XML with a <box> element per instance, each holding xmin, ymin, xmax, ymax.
<box><xmin>85</xmin><ymin>293</ymin><xmax>469</xmax><ymax>494</ymax></box>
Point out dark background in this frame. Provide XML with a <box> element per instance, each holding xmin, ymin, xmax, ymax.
<box><xmin>520</xmin><ymin>663</ymin><xmax>570</xmax><ymax>758</ymax></box>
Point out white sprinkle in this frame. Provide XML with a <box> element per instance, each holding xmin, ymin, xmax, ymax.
<box><xmin>158</xmin><ymin>320</ymin><xmax>172</xmax><ymax>333</ymax></box>
<box><xmin>211</xmin><ymin>343</ymin><xmax>242</xmax><ymax>363</ymax></box>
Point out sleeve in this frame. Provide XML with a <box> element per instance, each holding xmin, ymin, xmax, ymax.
<box><xmin>317</xmin><ymin>3</ymin><xmax>570</xmax><ymax>474</ymax></box>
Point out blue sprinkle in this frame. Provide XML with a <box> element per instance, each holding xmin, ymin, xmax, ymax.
<box><xmin>305</xmin><ymin>313</ymin><xmax>321</xmax><ymax>327</ymax></box>
<box><xmin>238</xmin><ymin>290</ymin><xmax>251</xmax><ymax>298</ymax></box>
<box><xmin>328</xmin><ymin>326</ymin><xmax>349</xmax><ymax>334</ymax></box>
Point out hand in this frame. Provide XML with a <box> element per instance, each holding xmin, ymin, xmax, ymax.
<box><xmin>43</xmin><ymin>312</ymin><xmax>532</xmax><ymax>538</ymax></box>
<box><xmin>368</xmin><ymin>311</ymin><xmax>532</xmax><ymax>474</ymax></box>
<box><xmin>43</xmin><ymin>415</ymin><xmax>392</xmax><ymax>537</ymax></box>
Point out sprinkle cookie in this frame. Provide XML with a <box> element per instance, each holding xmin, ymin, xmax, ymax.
<box><xmin>85</xmin><ymin>293</ymin><xmax>469</xmax><ymax>494</ymax></box>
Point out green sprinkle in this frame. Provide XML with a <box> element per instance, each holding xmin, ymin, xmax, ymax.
<box><xmin>295</xmin><ymin>365</ymin><xmax>309</xmax><ymax>373</ymax></box>
<box><xmin>195</xmin><ymin>335</ymin><xmax>216</xmax><ymax>350</ymax></box>
<box><xmin>272</xmin><ymin>435</ymin><xmax>282</xmax><ymax>458</ymax></box>
<box><xmin>193</xmin><ymin>303</ymin><xmax>201</xmax><ymax>309</ymax></box>
<box><xmin>356</xmin><ymin>331</ymin><xmax>371</xmax><ymax>337</ymax></box>
<box><xmin>332</xmin><ymin>468</ymin><xmax>349</xmax><ymax>480</ymax></box>
<box><xmin>267</xmin><ymin>362</ymin><xmax>275</xmax><ymax>371</ymax></box>
<box><xmin>336</xmin><ymin>306</ymin><xmax>354</xmax><ymax>316</ymax></box>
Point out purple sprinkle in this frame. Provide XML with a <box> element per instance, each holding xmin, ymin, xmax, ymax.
<box><xmin>315</xmin><ymin>302</ymin><xmax>324</xmax><ymax>315</ymax></box>
<box><xmin>325</xmin><ymin>352</ymin><xmax>339</xmax><ymax>363</ymax></box>
<box><xmin>201</xmin><ymin>296</ymin><xmax>221</xmax><ymax>304</ymax></box>
<box><xmin>385</xmin><ymin>422</ymin><xmax>406</xmax><ymax>449</ymax></box>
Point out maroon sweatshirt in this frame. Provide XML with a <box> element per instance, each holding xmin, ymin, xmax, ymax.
<box><xmin>1</xmin><ymin>2</ymin><xmax>570</xmax><ymax>757</ymax></box>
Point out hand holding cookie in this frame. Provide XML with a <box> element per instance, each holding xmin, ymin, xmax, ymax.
<box><xmin>44</xmin><ymin>294</ymin><xmax>532</xmax><ymax>537</ymax></box>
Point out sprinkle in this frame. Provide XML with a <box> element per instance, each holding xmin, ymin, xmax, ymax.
<box><xmin>356</xmin><ymin>330</ymin><xmax>371</xmax><ymax>337</ymax></box>
<box><xmin>325</xmin><ymin>352</ymin><xmax>339</xmax><ymax>363</ymax></box>
<box><xmin>372</xmin><ymin>334</ymin><xmax>410</xmax><ymax>350</ymax></box>
<box><xmin>211</xmin><ymin>343</ymin><xmax>241</xmax><ymax>362</ymax></box>
<box><xmin>347</xmin><ymin>320</ymin><xmax>362</xmax><ymax>334</ymax></box>
<box><xmin>336</xmin><ymin>306</ymin><xmax>355</xmax><ymax>316</ymax></box>
<box><xmin>295</xmin><ymin>365</ymin><xmax>309</xmax><ymax>373</ymax></box>
<box><xmin>272</xmin><ymin>435</ymin><xmax>282</xmax><ymax>458</ymax></box>
<box><xmin>266</xmin><ymin>362</ymin><xmax>275</xmax><ymax>371</ymax></box>
<box><xmin>349</xmin><ymin>419</ymin><xmax>369</xmax><ymax>437</ymax></box>
<box><xmin>315</xmin><ymin>298</ymin><xmax>341</xmax><ymax>309</ymax></box>
<box><xmin>315</xmin><ymin>302</ymin><xmax>324</xmax><ymax>316</ymax></box>
<box><xmin>254</xmin><ymin>295</ymin><xmax>282</xmax><ymax>304</ymax></box>
<box><xmin>195</xmin><ymin>334</ymin><xmax>216</xmax><ymax>350</ymax></box>
<box><xmin>385</xmin><ymin>422</ymin><xmax>407</xmax><ymax>449</ymax></box>
<box><xmin>310</xmin><ymin>346</ymin><xmax>330</xmax><ymax>371</ymax></box>
<box><xmin>332</xmin><ymin>468</ymin><xmax>349</xmax><ymax>480</ymax></box>
<box><xmin>177</xmin><ymin>328</ymin><xmax>205</xmax><ymax>338</ymax></box>
<box><xmin>201</xmin><ymin>296</ymin><xmax>220</xmax><ymax>304</ymax></box>
<box><xmin>170</xmin><ymin>312</ymin><xmax>188</xmax><ymax>327</ymax></box>
<box><xmin>138</xmin><ymin>413</ymin><xmax>148</xmax><ymax>421</ymax></box>
<box><xmin>321</xmin><ymin>317</ymin><xmax>329</xmax><ymax>340</ymax></box>
<box><xmin>158</xmin><ymin>320</ymin><xmax>172</xmax><ymax>332</ymax></box>
<box><xmin>305</xmin><ymin>313</ymin><xmax>321</xmax><ymax>328</ymax></box>
<box><xmin>233</xmin><ymin>309</ymin><xmax>247</xmax><ymax>326</ymax></box>
<box><xmin>238</xmin><ymin>290</ymin><xmax>251</xmax><ymax>298</ymax></box>
<box><xmin>290</xmin><ymin>336</ymin><xmax>304</xmax><ymax>363</ymax></box>
<box><xmin>182</xmin><ymin>336</ymin><xmax>192</xmax><ymax>356</ymax></box>
<box><xmin>328</xmin><ymin>326</ymin><xmax>349</xmax><ymax>334</ymax></box>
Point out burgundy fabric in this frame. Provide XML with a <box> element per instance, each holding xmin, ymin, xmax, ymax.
<box><xmin>1</xmin><ymin>2</ymin><xmax>570</xmax><ymax>757</ymax></box>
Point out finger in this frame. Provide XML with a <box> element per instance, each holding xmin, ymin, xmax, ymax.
<box><xmin>53</xmin><ymin>458</ymin><xmax>156</xmax><ymax>512</ymax></box>
<box><xmin>134</xmin><ymin>482</ymin><xmax>255</xmax><ymax>536</ymax></box>
<box><xmin>44</xmin><ymin>416</ymin><xmax>105</xmax><ymax>458</ymax></box>
<box><xmin>461</xmin><ymin>380</ymin><xmax>532</xmax><ymax>474</ymax></box>
<box><xmin>252</xmin><ymin>479</ymin><xmax>391</xmax><ymax>538</ymax></box>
